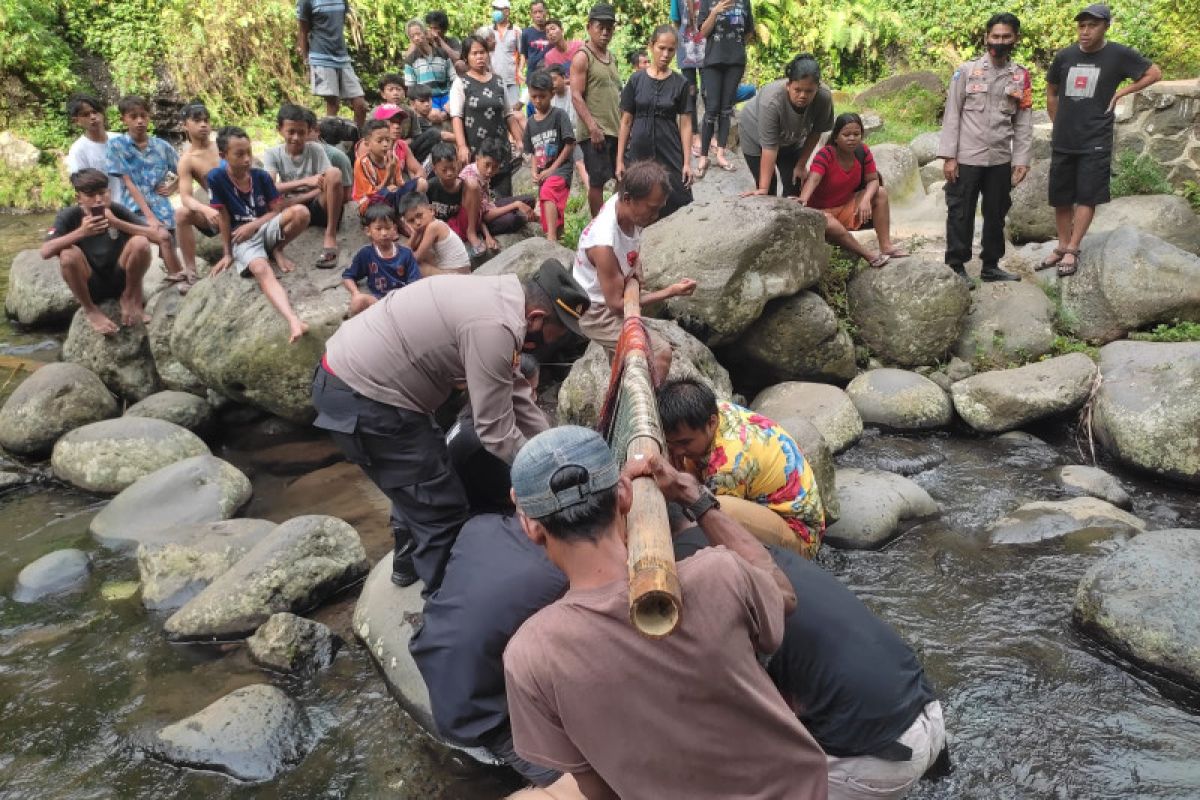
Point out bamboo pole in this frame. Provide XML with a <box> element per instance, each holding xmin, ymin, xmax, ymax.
<box><xmin>622</xmin><ymin>280</ymin><xmax>682</xmax><ymax>638</ymax></box>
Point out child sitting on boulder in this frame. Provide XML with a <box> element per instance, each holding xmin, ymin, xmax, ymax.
<box><xmin>460</xmin><ymin>137</ymin><xmax>536</xmax><ymax>255</ymax></box>
<box><xmin>342</xmin><ymin>202</ymin><xmax>422</xmax><ymax>316</ymax></box>
<box><xmin>175</xmin><ymin>102</ymin><xmax>222</xmax><ymax>278</ymax></box>
<box><xmin>426</xmin><ymin>142</ymin><xmax>471</xmax><ymax>241</ymax></box>
<box><xmin>352</xmin><ymin>119</ymin><xmax>428</xmax><ymax>214</ymax></box>
<box><xmin>398</xmin><ymin>191</ymin><xmax>471</xmax><ymax>276</ymax></box>
<box><xmin>40</xmin><ymin>168</ymin><xmax>170</xmax><ymax>335</ymax></box>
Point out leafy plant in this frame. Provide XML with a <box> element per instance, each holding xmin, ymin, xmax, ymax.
<box><xmin>1129</xmin><ymin>320</ymin><xmax>1200</xmax><ymax>342</ymax></box>
<box><xmin>1110</xmin><ymin>150</ymin><xmax>1173</xmax><ymax>198</ymax></box>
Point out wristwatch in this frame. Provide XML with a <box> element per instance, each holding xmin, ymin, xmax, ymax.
<box><xmin>682</xmin><ymin>486</ymin><xmax>721</xmax><ymax>522</ymax></box>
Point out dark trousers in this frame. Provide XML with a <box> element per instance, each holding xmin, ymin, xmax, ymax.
<box><xmin>682</xmin><ymin>67</ymin><xmax>700</xmax><ymax>137</ymax></box>
<box><xmin>486</xmin><ymin>194</ymin><xmax>537</xmax><ymax>235</ymax></box>
<box><xmin>701</xmin><ymin>63</ymin><xmax>744</xmax><ymax>155</ymax></box>
<box><xmin>743</xmin><ymin>145</ymin><xmax>805</xmax><ymax>197</ymax></box>
<box><xmin>944</xmin><ymin>163</ymin><xmax>1012</xmax><ymax>268</ymax></box>
<box><xmin>311</xmin><ymin>366</ymin><xmax>467</xmax><ymax>593</ymax></box>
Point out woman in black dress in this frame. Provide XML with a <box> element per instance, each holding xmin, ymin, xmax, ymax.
<box><xmin>448</xmin><ymin>35</ymin><xmax>523</xmax><ymax>195</ymax></box>
<box><xmin>616</xmin><ymin>25</ymin><xmax>694</xmax><ymax>219</ymax></box>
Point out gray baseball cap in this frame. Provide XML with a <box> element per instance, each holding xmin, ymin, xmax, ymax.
<box><xmin>512</xmin><ymin>426</ymin><xmax>619</xmax><ymax>518</ymax></box>
<box><xmin>1075</xmin><ymin>3</ymin><xmax>1111</xmax><ymax>21</ymax></box>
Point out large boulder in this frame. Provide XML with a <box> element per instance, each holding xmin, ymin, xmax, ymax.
<box><xmin>557</xmin><ymin>318</ymin><xmax>732</xmax><ymax>427</ymax></box>
<box><xmin>164</xmin><ymin>515</ymin><xmax>369</xmax><ymax>641</ymax></box>
<box><xmin>145</xmin><ymin>288</ymin><xmax>206</xmax><ymax>395</ymax></box>
<box><xmin>12</xmin><ymin>549</ymin><xmax>92</xmax><ymax>603</ymax></box>
<box><xmin>952</xmin><ymin>281</ymin><xmax>1057</xmax><ymax>363</ymax></box>
<box><xmin>1073</xmin><ymin>529</ymin><xmax>1200</xmax><ymax>691</ymax></box>
<box><xmin>1006</xmin><ymin>159</ymin><xmax>1053</xmax><ymax>243</ymax></box>
<box><xmin>750</xmin><ymin>382</ymin><xmax>862</xmax><ymax>453</ymax></box>
<box><xmin>822</xmin><ymin>468</ymin><xmax>940</xmax><ymax>550</ymax></box>
<box><xmin>1055</xmin><ymin>465</ymin><xmax>1132</xmax><ymax>509</ymax></box>
<box><xmin>1052</xmin><ymin>228</ymin><xmax>1200</xmax><ymax>343</ymax></box>
<box><xmin>988</xmin><ymin>497</ymin><xmax>1145</xmax><ymax>545</ymax></box>
<box><xmin>124</xmin><ymin>390</ymin><xmax>213</xmax><ymax>431</ymax></box>
<box><xmin>62</xmin><ymin>301</ymin><xmax>161</xmax><ymax>401</ymax></box>
<box><xmin>780</xmin><ymin>416</ymin><xmax>839</xmax><ymax>523</ymax></box>
<box><xmin>854</xmin><ymin>71</ymin><xmax>946</xmax><ymax>106</ymax></box>
<box><xmin>848</xmin><ymin>260</ymin><xmax>970</xmax><ymax>366</ymax></box>
<box><xmin>845</xmin><ymin>369</ymin><xmax>952</xmax><ymax>431</ymax></box>
<box><xmin>909</xmin><ymin>131</ymin><xmax>942</xmax><ymax>166</ymax></box>
<box><xmin>725</xmin><ymin>291</ymin><xmax>857</xmax><ymax>388</ymax></box>
<box><xmin>0</xmin><ymin>363</ymin><xmax>118</xmax><ymax>456</ymax></box>
<box><xmin>1090</xmin><ymin>195</ymin><xmax>1200</xmax><ymax>256</ymax></box>
<box><xmin>1093</xmin><ymin>340</ymin><xmax>1200</xmax><ymax>486</ymax></box>
<box><xmin>247</xmin><ymin>612</ymin><xmax>337</xmax><ymax>675</ymax></box>
<box><xmin>473</xmin><ymin>237</ymin><xmax>574</xmax><ymax>280</ymax></box>
<box><xmin>51</xmin><ymin>417</ymin><xmax>210</xmax><ymax>494</ymax></box>
<box><xmin>145</xmin><ymin>684</ymin><xmax>315</xmax><ymax>782</ymax></box>
<box><xmin>137</xmin><ymin>518</ymin><xmax>276</xmax><ymax>611</ymax></box>
<box><xmin>89</xmin><ymin>455</ymin><xmax>252</xmax><ymax>551</ymax></box>
<box><xmin>950</xmin><ymin>353</ymin><xmax>1097</xmax><ymax>434</ymax></box>
<box><xmin>868</xmin><ymin>144</ymin><xmax>923</xmax><ymax>204</ymax></box>
<box><xmin>641</xmin><ymin>196</ymin><xmax>827</xmax><ymax>346</ymax></box>
<box><xmin>0</xmin><ymin>131</ymin><xmax>39</xmax><ymax>169</ymax></box>
<box><xmin>4</xmin><ymin>250</ymin><xmax>78</xmax><ymax>327</ymax></box>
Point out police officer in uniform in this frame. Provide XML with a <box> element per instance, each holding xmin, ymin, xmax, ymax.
<box><xmin>937</xmin><ymin>12</ymin><xmax>1033</xmax><ymax>283</ymax></box>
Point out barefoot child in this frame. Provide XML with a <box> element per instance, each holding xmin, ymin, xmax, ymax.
<box><xmin>264</xmin><ymin>104</ymin><xmax>345</xmax><ymax>268</ymax></box>
<box><xmin>523</xmin><ymin>69</ymin><xmax>575</xmax><ymax>242</ymax></box>
<box><xmin>105</xmin><ymin>95</ymin><xmax>192</xmax><ymax>288</ymax></box>
<box><xmin>64</xmin><ymin>94</ymin><xmax>119</xmax><ymax>197</ymax></box>
<box><xmin>372</xmin><ymin>104</ymin><xmax>426</xmax><ymax>182</ymax></box>
<box><xmin>352</xmin><ymin>120</ymin><xmax>428</xmax><ymax>214</ymax></box>
<box><xmin>175</xmin><ymin>102</ymin><xmax>222</xmax><ymax>278</ymax></box>
<box><xmin>398</xmin><ymin>191</ymin><xmax>472</xmax><ymax>275</ymax></box>
<box><xmin>425</xmin><ymin>142</ymin><xmax>472</xmax><ymax>240</ymax></box>
<box><xmin>407</xmin><ymin>84</ymin><xmax>456</xmax><ymax>163</ymax></box>
<box><xmin>40</xmin><ymin>169</ymin><xmax>169</xmax><ymax>334</ymax></box>
<box><xmin>342</xmin><ymin>202</ymin><xmax>422</xmax><ymax>316</ymax></box>
<box><xmin>206</xmin><ymin>126</ymin><xmax>312</xmax><ymax>343</ymax></box>
<box><xmin>460</xmin><ymin>137</ymin><xmax>536</xmax><ymax>254</ymax></box>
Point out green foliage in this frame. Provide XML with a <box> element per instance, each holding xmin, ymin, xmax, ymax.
<box><xmin>0</xmin><ymin>0</ymin><xmax>80</xmax><ymax>116</ymax></box>
<box><xmin>61</xmin><ymin>0</ymin><xmax>166</xmax><ymax>98</ymax></box>
<box><xmin>0</xmin><ymin>160</ymin><xmax>72</xmax><ymax>211</ymax></box>
<box><xmin>1180</xmin><ymin>180</ymin><xmax>1200</xmax><ymax>214</ymax></box>
<box><xmin>843</xmin><ymin>83</ymin><xmax>945</xmax><ymax>145</ymax></box>
<box><xmin>1047</xmin><ymin>335</ymin><xmax>1099</xmax><ymax>360</ymax></box>
<box><xmin>1129</xmin><ymin>320</ymin><xmax>1200</xmax><ymax>342</ymax></box>
<box><xmin>1110</xmin><ymin>151</ymin><xmax>1173</xmax><ymax>198</ymax></box>
<box><xmin>561</xmin><ymin>191</ymin><xmax>592</xmax><ymax>252</ymax></box>
<box><xmin>749</xmin><ymin>0</ymin><xmax>902</xmax><ymax>85</ymax></box>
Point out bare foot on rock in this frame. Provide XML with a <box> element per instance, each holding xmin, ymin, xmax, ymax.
<box><xmin>84</xmin><ymin>307</ymin><xmax>119</xmax><ymax>336</ymax></box>
<box><xmin>274</xmin><ymin>251</ymin><xmax>297</xmax><ymax>274</ymax></box>
<box><xmin>119</xmin><ymin>294</ymin><xmax>148</xmax><ymax>327</ymax></box>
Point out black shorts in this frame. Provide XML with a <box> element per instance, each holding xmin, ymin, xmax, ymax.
<box><xmin>304</xmin><ymin>197</ymin><xmax>329</xmax><ymax>227</ymax></box>
<box><xmin>582</xmin><ymin>135</ymin><xmax>619</xmax><ymax>187</ymax></box>
<box><xmin>196</xmin><ymin>222</ymin><xmax>219</xmax><ymax>237</ymax></box>
<box><xmin>1048</xmin><ymin>150</ymin><xmax>1112</xmax><ymax>207</ymax></box>
<box><xmin>87</xmin><ymin>262</ymin><xmax>126</xmax><ymax>302</ymax></box>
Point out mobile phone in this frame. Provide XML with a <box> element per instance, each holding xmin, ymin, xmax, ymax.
<box><xmin>88</xmin><ymin>206</ymin><xmax>106</xmax><ymax>218</ymax></box>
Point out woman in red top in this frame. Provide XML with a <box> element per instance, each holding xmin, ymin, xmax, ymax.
<box><xmin>797</xmin><ymin>112</ymin><xmax>908</xmax><ymax>268</ymax></box>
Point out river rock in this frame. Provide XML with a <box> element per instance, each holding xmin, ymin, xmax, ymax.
<box><xmin>137</xmin><ymin>519</ymin><xmax>275</xmax><ymax>611</ymax></box>
<box><xmin>727</xmin><ymin>291</ymin><xmax>857</xmax><ymax>388</ymax></box>
<box><xmin>779</xmin><ymin>415</ymin><xmax>839</xmax><ymax>523</ymax></box>
<box><xmin>845</xmin><ymin>369</ymin><xmax>952</xmax><ymax>431</ymax></box>
<box><xmin>62</xmin><ymin>301</ymin><xmax>161</xmax><ymax>401</ymax></box>
<box><xmin>557</xmin><ymin>318</ymin><xmax>732</xmax><ymax>427</ymax></box>
<box><xmin>164</xmin><ymin>515</ymin><xmax>368</xmax><ymax>641</ymax></box>
<box><xmin>909</xmin><ymin>131</ymin><xmax>942</xmax><ymax>166</ymax></box>
<box><xmin>950</xmin><ymin>353</ymin><xmax>1097</xmax><ymax>434</ymax></box>
<box><xmin>145</xmin><ymin>288</ymin><xmax>206</xmax><ymax>395</ymax></box>
<box><xmin>473</xmin><ymin>237</ymin><xmax>574</xmax><ymax>280</ymax></box>
<box><xmin>848</xmin><ymin>260</ymin><xmax>970</xmax><ymax>366</ymax></box>
<box><xmin>1073</xmin><ymin>529</ymin><xmax>1200</xmax><ymax>690</ymax></box>
<box><xmin>988</xmin><ymin>497</ymin><xmax>1145</xmax><ymax>544</ymax></box>
<box><xmin>1089</xmin><ymin>195</ymin><xmax>1200</xmax><ymax>256</ymax></box>
<box><xmin>751</xmin><ymin>382</ymin><xmax>863</xmax><ymax>453</ymax></box>
<box><xmin>171</xmin><ymin>223</ymin><xmax>366</xmax><ymax>422</ymax></box>
<box><xmin>12</xmin><ymin>549</ymin><xmax>91</xmax><ymax>603</ymax></box>
<box><xmin>1005</xmin><ymin>158</ymin><xmax>1053</xmax><ymax>243</ymax></box>
<box><xmin>1093</xmin><ymin>340</ymin><xmax>1200</xmax><ymax>486</ymax></box>
<box><xmin>1053</xmin><ymin>228</ymin><xmax>1200</xmax><ymax>343</ymax></box>
<box><xmin>919</xmin><ymin>159</ymin><xmax>945</xmax><ymax>190</ymax></box>
<box><xmin>952</xmin><ymin>281</ymin><xmax>1057</xmax><ymax>363</ymax></box>
<box><xmin>145</xmin><ymin>684</ymin><xmax>315</xmax><ymax>782</ymax></box>
<box><xmin>641</xmin><ymin>196</ymin><xmax>827</xmax><ymax>345</ymax></box>
<box><xmin>90</xmin><ymin>455</ymin><xmax>252</xmax><ymax>550</ymax></box>
<box><xmin>854</xmin><ymin>71</ymin><xmax>946</xmax><ymax>107</ymax></box>
<box><xmin>868</xmin><ymin>144</ymin><xmax>923</xmax><ymax>204</ymax></box>
<box><xmin>1055</xmin><ymin>465</ymin><xmax>1132</xmax><ymax>509</ymax></box>
<box><xmin>0</xmin><ymin>362</ymin><xmax>118</xmax><ymax>456</ymax></box>
<box><xmin>0</xmin><ymin>131</ymin><xmax>39</xmax><ymax>169</ymax></box>
<box><xmin>4</xmin><ymin>250</ymin><xmax>78</xmax><ymax>327</ymax></box>
<box><xmin>247</xmin><ymin>612</ymin><xmax>337</xmax><ymax>675</ymax></box>
<box><xmin>822</xmin><ymin>468</ymin><xmax>940</xmax><ymax>550</ymax></box>
<box><xmin>51</xmin><ymin>417</ymin><xmax>210</xmax><ymax>494</ymax></box>
<box><xmin>124</xmin><ymin>390</ymin><xmax>213</xmax><ymax>431</ymax></box>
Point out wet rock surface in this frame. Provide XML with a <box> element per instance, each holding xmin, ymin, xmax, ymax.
<box><xmin>137</xmin><ymin>518</ymin><xmax>275</xmax><ymax>611</ymax></box>
<box><xmin>124</xmin><ymin>390</ymin><xmax>213</xmax><ymax>432</ymax></box>
<box><xmin>12</xmin><ymin>549</ymin><xmax>91</xmax><ymax>603</ymax></box>
<box><xmin>751</xmin><ymin>381</ymin><xmax>863</xmax><ymax>453</ymax></box>
<box><xmin>951</xmin><ymin>354</ymin><xmax>1097</xmax><ymax>434</ymax></box>
<box><xmin>247</xmin><ymin>612</ymin><xmax>337</xmax><ymax>675</ymax></box>
<box><xmin>0</xmin><ymin>363</ymin><xmax>118</xmax><ymax>456</ymax></box>
<box><xmin>51</xmin><ymin>417</ymin><xmax>210</xmax><ymax>494</ymax></box>
<box><xmin>988</xmin><ymin>497</ymin><xmax>1146</xmax><ymax>545</ymax></box>
<box><xmin>845</xmin><ymin>368</ymin><xmax>952</xmax><ymax>432</ymax></box>
<box><xmin>822</xmin><ymin>468</ymin><xmax>940</xmax><ymax>550</ymax></box>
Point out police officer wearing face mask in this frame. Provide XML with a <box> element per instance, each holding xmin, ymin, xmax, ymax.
<box><xmin>937</xmin><ymin>12</ymin><xmax>1032</xmax><ymax>284</ymax></box>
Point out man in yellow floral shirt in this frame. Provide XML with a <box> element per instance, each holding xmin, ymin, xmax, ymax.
<box><xmin>657</xmin><ymin>377</ymin><xmax>825</xmax><ymax>557</ymax></box>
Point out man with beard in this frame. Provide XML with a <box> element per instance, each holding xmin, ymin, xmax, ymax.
<box><xmin>937</xmin><ymin>12</ymin><xmax>1033</xmax><ymax>284</ymax></box>
<box><xmin>310</xmin><ymin>260</ymin><xmax>588</xmax><ymax>592</ymax></box>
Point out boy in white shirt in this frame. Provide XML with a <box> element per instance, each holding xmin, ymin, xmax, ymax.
<box><xmin>64</xmin><ymin>94</ymin><xmax>119</xmax><ymax>197</ymax></box>
<box><xmin>548</xmin><ymin>65</ymin><xmax>588</xmax><ymax>190</ymax></box>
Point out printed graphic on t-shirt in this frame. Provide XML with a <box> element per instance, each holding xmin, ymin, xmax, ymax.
<box><xmin>1065</xmin><ymin>65</ymin><xmax>1101</xmax><ymax>99</ymax></box>
<box><xmin>530</xmin><ymin>129</ymin><xmax>561</xmax><ymax>170</ymax></box>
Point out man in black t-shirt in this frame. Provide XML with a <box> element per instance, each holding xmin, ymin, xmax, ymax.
<box><xmin>1042</xmin><ymin>3</ymin><xmax>1160</xmax><ymax>277</ymax></box>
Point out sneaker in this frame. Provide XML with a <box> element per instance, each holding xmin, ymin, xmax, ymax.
<box><xmin>391</xmin><ymin>550</ymin><xmax>419</xmax><ymax>587</ymax></box>
<box><xmin>980</xmin><ymin>264</ymin><xmax>1019</xmax><ymax>282</ymax></box>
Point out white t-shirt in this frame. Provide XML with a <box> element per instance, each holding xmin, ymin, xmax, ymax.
<box><xmin>551</xmin><ymin>89</ymin><xmax>579</xmax><ymax>128</ymax></box>
<box><xmin>572</xmin><ymin>195</ymin><xmax>641</xmax><ymax>305</ymax></box>
<box><xmin>66</xmin><ymin>133</ymin><xmax>121</xmax><ymax>196</ymax></box>
<box><xmin>491</xmin><ymin>25</ymin><xmax>520</xmax><ymax>85</ymax></box>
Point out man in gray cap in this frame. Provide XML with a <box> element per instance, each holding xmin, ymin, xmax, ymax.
<box><xmin>1041</xmin><ymin>3</ymin><xmax>1160</xmax><ymax>277</ymax></box>
<box><xmin>311</xmin><ymin>260</ymin><xmax>588</xmax><ymax>591</ymax></box>
<box><xmin>502</xmin><ymin>425</ymin><xmax>828</xmax><ymax>799</ymax></box>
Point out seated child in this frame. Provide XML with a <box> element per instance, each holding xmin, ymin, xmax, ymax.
<box><xmin>206</xmin><ymin>126</ymin><xmax>312</xmax><ymax>343</ymax></box>
<box><xmin>372</xmin><ymin>104</ymin><xmax>425</xmax><ymax>181</ymax></box>
<box><xmin>64</xmin><ymin>94</ymin><xmax>119</xmax><ymax>196</ymax></box>
<box><xmin>425</xmin><ymin>142</ymin><xmax>470</xmax><ymax>240</ymax></box>
<box><xmin>523</xmin><ymin>70</ymin><xmax>575</xmax><ymax>242</ymax></box>
<box><xmin>352</xmin><ymin>119</ymin><xmax>428</xmax><ymax>215</ymax></box>
<box><xmin>398</xmin><ymin>191</ymin><xmax>471</xmax><ymax>276</ymax></box>
<box><xmin>317</xmin><ymin>116</ymin><xmax>356</xmax><ymax>193</ymax></box>
<box><xmin>263</xmin><ymin>103</ymin><xmax>345</xmax><ymax>268</ymax></box>
<box><xmin>372</xmin><ymin>72</ymin><xmax>408</xmax><ymax>119</ymax></box>
<box><xmin>342</xmin><ymin>202</ymin><xmax>421</xmax><ymax>316</ymax></box>
<box><xmin>460</xmin><ymin>138</ymin><xmax>536</xmax><ymax>254</ymax></box>
<box><xmin>39</xmin><ymin>168</ymin><xmax>170</xmax><ymax>335</ymax></box>
<box><xmin>174</xmin><ymin>102</ymin><xmax>222</xmax><ymax>277</ymax></box>
<box><xmin>105</xmin><ymin>95</ymin><xmax>191</xmax><ymax>287</ymax></box>
<box><xmin>407</xmin><ymin>84</ymin><xmax>456</xmax><ymax>164</ymax></box>
<box><xmin>548</xmin><ymin>64</ymin><xmax>589</xmax><ymax>190</ymax></box>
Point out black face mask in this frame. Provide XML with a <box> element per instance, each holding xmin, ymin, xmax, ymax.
<box><xmin>522</xmin><ymin>326</ymin><xmax>555</xmax><ymax>361</ymax></box>
<box><xmin>988</xmin><ymin>42</ymin><xmax>1015</xmax><ymax>59</ymax></box>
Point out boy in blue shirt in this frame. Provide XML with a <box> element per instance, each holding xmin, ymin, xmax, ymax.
<box><xmin>341</xmin><ymin>202</ymin><xmax>421</xmax><ymax>316</ymax></box>
<box><xmin>105</xmin><ymin>95</ymin><xmax>192</xmax><ymax>289</ymax></box>
<box><xmin>206</xmin><ymin>126</ymin><xmax>312</xmax><ymax>343</ymax></box>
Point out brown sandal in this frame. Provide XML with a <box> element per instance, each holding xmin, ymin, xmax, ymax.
<box><xmin>1057</xmin><ymin>249</ymin><xmax>1080</xmax><ymax>277</ymax></box>
<box><xmin>1037</xmin><ymin>247</ymin><xmax>1066</xmax><ymax>271</ymax></box>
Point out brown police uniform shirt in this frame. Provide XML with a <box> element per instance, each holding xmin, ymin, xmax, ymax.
<box><xmin>323</xmin><ymin>274</ymin><xmax>547</xmax><ymax>463</ymax></box>
<box><xmin>937</xmin><ymin>54</ymin><xmax>1033</xmax><ymax>167</ymax></box>
<box><xmin>503</xmin><ymin>547</ymin><xmax>829</xmax><ymax>799</ymax></box>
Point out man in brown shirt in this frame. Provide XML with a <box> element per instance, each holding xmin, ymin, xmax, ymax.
<box><xmin>311</xmin><ymin>260</ymin><xmax>589</xmax><ymax>591</ymax></box>
<box><xmin>504</xmin><ymin>426</ymin><xmax>828</xmax><ymax>799</ymax></box>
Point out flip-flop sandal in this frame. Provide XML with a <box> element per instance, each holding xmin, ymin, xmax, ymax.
<box><xmin>1036</xmin><ymin>247</ymin><xmax>1066</xmax><ymax>271</ymax></box>
<box><xmin>315</xmin><ymin>248</ymin><xmax>339</xmax><ymax>269</ymax></box>
<box><xmin>868</xmin><ymin>253</ymin><xmax>891</xmax><ymax>268</ymax></box>
<box><xmin>717</xmin><ymin>160</ymin><xmax>737</xmax><ymax>172</ymax></box>
<box><xmin>691</xmin><ymin>144</ymin><xmax>701</xmax><ymax>158</ymax></box>
<box><xmin>695</xmin><ymin>160</ymin><xmax>709</xmax><ymax>179</ymax></box>
<box><xmin>1057</xmin><ymin>251</ymin><xmax>1079</xmax><ymax>277</ymax></box>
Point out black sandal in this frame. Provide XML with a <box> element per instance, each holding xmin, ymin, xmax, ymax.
<box><xmin>1056</xmin><ymin>249</ymin><xmax>1079</xmax><ymax>277</ymax></box>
